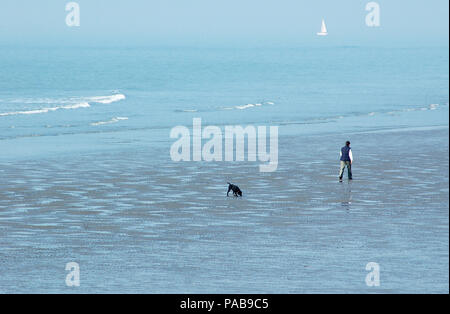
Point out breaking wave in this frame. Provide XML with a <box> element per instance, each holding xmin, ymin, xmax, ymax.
<box><xmin>0</xmin><ymin>102</ymin><xmax>91</xmax><ymax>117</ymax></box>
<box><xmin>0</xmin><ymin>93</ymin><xmax>126</xmax><ymax>117</ymax></box>
<box><xmin>87</xmin><ymin>94</ymin><xmax>126</xmax><ymax>104</ymax></box>
<box><xmin>223</xmin><ymin>101</ymin><xmax>275</xmax><ymax>111</ymax></box>
<box><xmin>90</xmin><ymin>117</ymin><xmax>129</xmax><ymax>126</ymax></box>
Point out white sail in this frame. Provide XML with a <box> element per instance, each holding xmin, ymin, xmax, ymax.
<box><xmin>321</xmin><ymin>20</ymin><xmax>327</xmax><ymax>33</ymax></box>
<box><xmin>317</xmin><ymin>19</ymin><xmax>328</xmax><ymax>36</ymax></box>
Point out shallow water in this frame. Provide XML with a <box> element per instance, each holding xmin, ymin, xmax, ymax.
<box><xmin>0</xmin><ymin>128</ymin><xmax>447</xmax><ymax>293</ymax></box>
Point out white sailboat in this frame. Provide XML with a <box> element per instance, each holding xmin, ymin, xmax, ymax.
<box><xmin>317</xmin><ymin>19</ymin><xmax>328</xmax><ymax>36</ymax></box>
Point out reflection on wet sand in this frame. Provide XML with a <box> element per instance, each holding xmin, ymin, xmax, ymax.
<box><xmin>0</xmin><ymin>128</ymin><xmax>448</xmax><ymax>293</ymax></box>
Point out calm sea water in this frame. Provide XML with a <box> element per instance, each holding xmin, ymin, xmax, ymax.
<box><xmin>0</xmin><ymin>46</ymin><xmax>448</xmax><ymax>159</ymax></box>
<box><xmin>0</xmin><ymin>46</ymin><xmax>448</xmax><ymax>293</ymax></box>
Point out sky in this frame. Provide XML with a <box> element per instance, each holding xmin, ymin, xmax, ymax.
<box><xmin>0</xmin><ymin>0</ymin><xmax>448</xmax><ymax>47</ymax></box>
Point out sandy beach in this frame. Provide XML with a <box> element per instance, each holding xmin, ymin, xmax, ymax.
<box><xmin>0</xmin><ymin>126</ymin><xmax>447</xmax><ymax>293</ymax></box>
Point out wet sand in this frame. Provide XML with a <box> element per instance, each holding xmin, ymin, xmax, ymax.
<box><xmin>0</xmin><ymin>127</ymin><xmax>448</xmax><ymax>293</ymax></box>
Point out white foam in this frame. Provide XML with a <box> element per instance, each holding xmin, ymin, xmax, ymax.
<box><xmin>429</xmin><ymin>104</ymin><xmax>439</xmax><ymax>110</ymax></box>
<box><xmin>91</xmin><ymin>117</ymin><xmax>128</xmax><ymax>126</ymax></box>
<box><xmin>389</xmin><ymin>103</ymin><xmax>444</xmax><ymax>115</ymax></box>
<box><xmin>61</xmin><ymin>102</ymin><xmax>91</xmax><ymax>110</ymax></box>
<box><xmin>0</xmin><ymin>93</ymin><xmax>126</xmax><ymax>117</ymax></box>
<box><xmin>0</xmin><ymin>102</ymin><xmax>90</xmax><ymax>117</ymax></box>
<box><xmin>236</xmin><ymin>104</ymin><xmax>255</xmax><ymax>110</ymax></box>
<box><xmin>88</xmin><ymin>94</ymin><xmax>126</xmax><ymax>104</ymax></box>
<box><xmin>231</xmin><ymin>101</ymin><xmax>274</xmax><ymax>110</ymax></box>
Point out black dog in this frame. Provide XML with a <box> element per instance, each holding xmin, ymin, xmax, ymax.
<box><xmin>227</xmin><ymin>182</ymin><xmax>243</xmax><ymax>197</ymax></box>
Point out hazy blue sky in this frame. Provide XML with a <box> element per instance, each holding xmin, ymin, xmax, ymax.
<box><xmin>0</xmin><ymin>0</ymin><xmax>448</xmax><ymax>46</ymax></box>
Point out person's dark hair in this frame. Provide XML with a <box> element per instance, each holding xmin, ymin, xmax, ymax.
<box><xmin>346</xmin><ymin>141</ymin><xmax>351</xmax><ymax>146</ymax></box>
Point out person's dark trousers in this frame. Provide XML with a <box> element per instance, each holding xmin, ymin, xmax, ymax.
<box><xmin>339</xmin><ymin>161</ymin><xmax>352</xmax><ymax>180</ymax></box>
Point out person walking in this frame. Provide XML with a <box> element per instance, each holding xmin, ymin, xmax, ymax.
<box><xmin>339</xmin><ymin>141</ymin><xmax>353</xmax><ymax>181</ymax></box>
